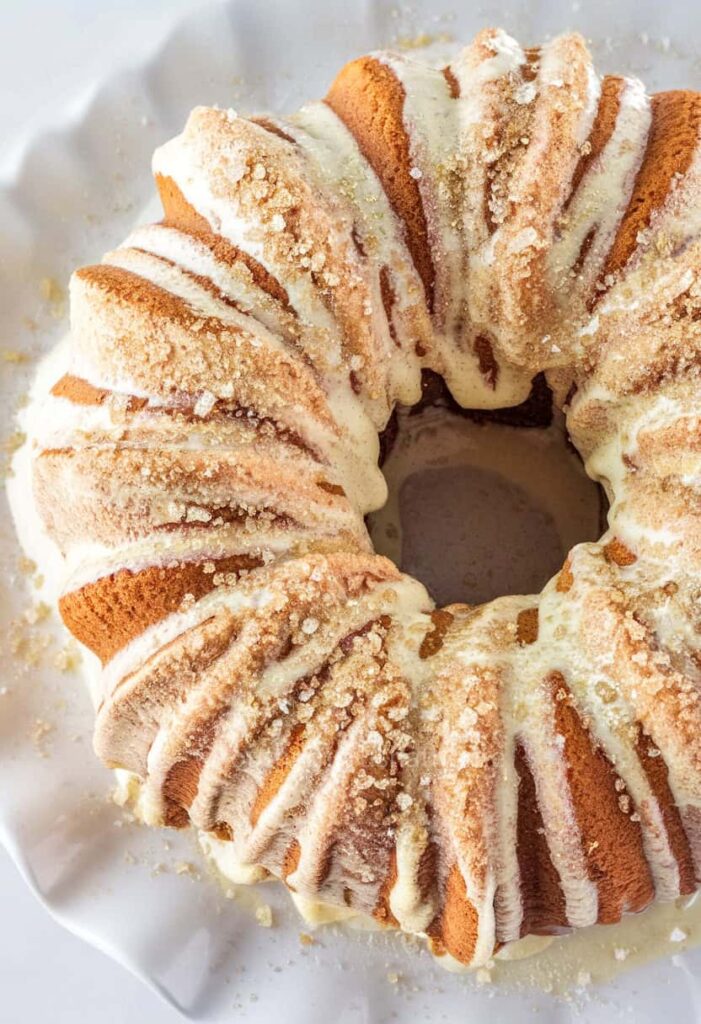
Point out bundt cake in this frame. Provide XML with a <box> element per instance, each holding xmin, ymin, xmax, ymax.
<box><xmin>25</xmin><ymin>28</ymin><xmax>701</xmax><ymax>969</ymax></box>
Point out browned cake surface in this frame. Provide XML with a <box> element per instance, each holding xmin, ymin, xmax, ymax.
<box><xmin>326</xmin><ymin>56</ymin><xmax>435</xmax><ymax>309</ymax></box>
<box><xmin>605</xmin><ymin>91</ymin><xmax>701</xmax><ymax>278</ymax></box>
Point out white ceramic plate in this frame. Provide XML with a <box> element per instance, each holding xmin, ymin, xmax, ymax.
<box><xmin>2</xmin><ymin>2</ymin><xmax>701</xmax><ymax>1020</ymax></box>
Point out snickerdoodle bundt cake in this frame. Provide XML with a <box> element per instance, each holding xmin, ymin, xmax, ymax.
<box><xmin>26</xmin><ymin>29</ymin><xmax>701</xmax><ymax>968</ymax></box>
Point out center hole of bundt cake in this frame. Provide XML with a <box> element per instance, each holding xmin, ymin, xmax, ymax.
<box><xmin>367</xmin><ymin>373</ymin><xmax>606</xmax><ymax>607</ymax></box>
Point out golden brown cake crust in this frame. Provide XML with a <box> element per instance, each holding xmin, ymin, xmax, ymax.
<box><xmin>515</xmin><ymin>741</ymin><xmax>569</xmax><ymax>936</ymax></box>
<box><xmin>550</xmin><ymin>673</ymin><xmax>655</xmax><ymax>923</ymax></box>
<box><xmin>157</xmin><ymin>173</ymin><xmax>295</xmax><ymax>310</ymax></box>
<box><xmin>59</xmin><ymin>556</ymin><xmax>263</xmax><ymax>663</ymax></box>
<box><xmin>326</xmin><ymin>56</ymin><xmax>435</xmax><ymax>309</ymax></box>
<box><xmin>604</xmin><ymin>91</ymin><xmax>701</xmax><ymax>279</ymax></box>
<box><xmin>568</xmin><ymin>76</ymin><xmax>625</xmax><ymax>208</ymax></box>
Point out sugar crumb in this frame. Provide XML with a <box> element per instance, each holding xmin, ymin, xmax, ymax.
<box><xmin>39</xmin><ymin>277</ymin><xmax>66</xmax><ymax>319</ymax></box>
<box><xmin>175</xmin><ymin>860</ymin><xmax>201</xmax><ymax>880</ymax></box>
<box><xmin>255</xmin><ymin>904</ymin><xmax>273</xmax><ymax>928</ymax></box>
<box><xmin>30</xmin><ymin>718</ymin><xmax>54</xmax><ymax>757</ymax></box>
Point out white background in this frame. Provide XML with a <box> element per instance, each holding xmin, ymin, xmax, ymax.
<box><xmin>0</xmin><ymin>6</ymin><xmax>199</xmax><ymax>1020</ymax></box>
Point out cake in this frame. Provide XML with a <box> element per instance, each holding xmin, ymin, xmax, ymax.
<box><xmin>25</xmin><ymin>29</ymin><xmax>701</xmax><ymax>968</ymax></box>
